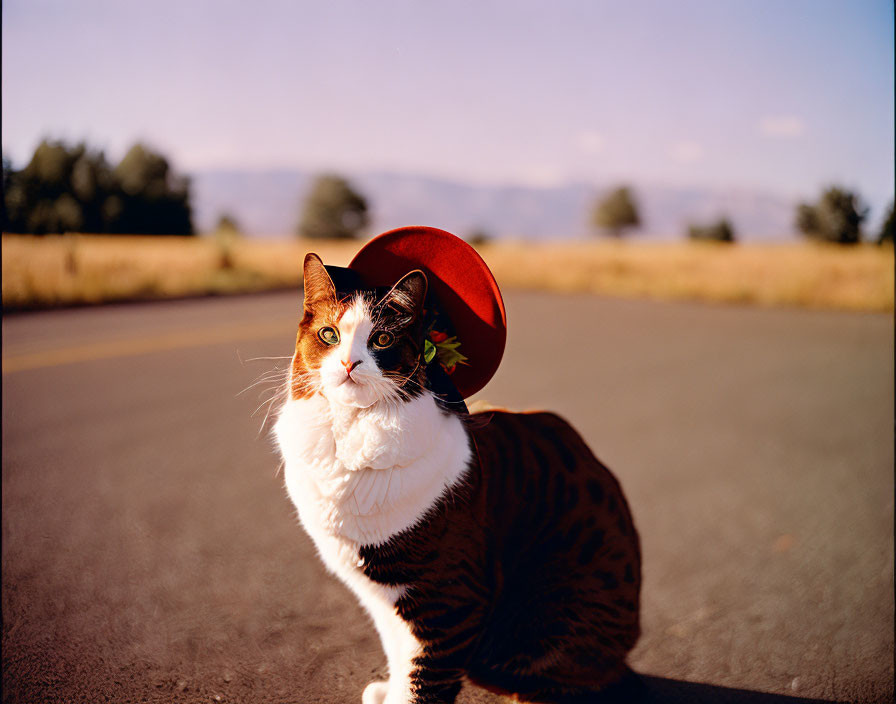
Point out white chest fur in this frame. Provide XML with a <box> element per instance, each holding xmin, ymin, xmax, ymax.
<box><xmin>274</xmin><ymin>391</ymin><xmax>471</xmax><ymax>570</ymax></box>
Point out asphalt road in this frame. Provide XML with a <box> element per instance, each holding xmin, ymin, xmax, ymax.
<box><xmin>2</xmin><ymin>290</ymin><xmax>893</xmax><ymax>704</ymax></box>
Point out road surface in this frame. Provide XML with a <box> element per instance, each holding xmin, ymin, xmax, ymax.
<box><xmin>2</xmin><ymin>290</ymin><xmax>893</xmax><ymax>703</ymax></box>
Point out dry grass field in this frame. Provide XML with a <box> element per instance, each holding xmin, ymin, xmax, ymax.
<box><xmin>2</xmin><ymin>233</ymin><xmax>893</xmax><ymax>312</ymax></box>
<box><xmin>481</xmin><ymin>239</ymin><xmax>894</xmax><ymax>312</ymax></box>
<box><xmin>1</xmin><ymin>235</ymin><xmax>356</xmax><ymax>309</ymax></box>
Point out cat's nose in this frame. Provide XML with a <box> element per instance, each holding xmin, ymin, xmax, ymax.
<box><xmin>341</xmin><ymin>359</ymin><xmax>362</xmax><ymax>376</ymax></box>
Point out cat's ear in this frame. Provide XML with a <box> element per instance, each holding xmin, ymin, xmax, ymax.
<box><xmin>383</xmin><ymin>269</ymin><xmax>428</xmax><ymax>316</ymax></box>
<box><xmin>303</xmin><ymin>253</ymin><xmax>336</xmax><ymax>313</ymax></box>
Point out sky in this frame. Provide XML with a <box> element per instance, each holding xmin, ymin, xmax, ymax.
<box><xmin>2</xmin><ymin>0</ymin><xmax>894</xmax><ymax>221</ymax></box>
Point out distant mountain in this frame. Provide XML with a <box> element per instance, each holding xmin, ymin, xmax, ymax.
<box><xmin>191</xmin><ymin>168</ymin><xmax>798</xmax><ymax>241</ymax></box>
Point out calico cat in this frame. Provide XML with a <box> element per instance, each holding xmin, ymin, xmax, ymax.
<box><xmin>274</xmin><ymin>253</ymin><xmax>641</xmax><ymax>704</ymax></box>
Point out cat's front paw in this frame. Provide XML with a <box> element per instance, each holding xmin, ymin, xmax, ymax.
<box><xmin>362</xmin><ymin>680</ymin><xmax>390</xmax><ymax>704</ymax></box>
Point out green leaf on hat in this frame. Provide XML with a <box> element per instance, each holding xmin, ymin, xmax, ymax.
<box><xmin>435</xmin><ymin>336</ymin><xmax>469</xmax><ymax>369</ymax></box>
<box><xmin>424</xmin><ymin>339</ymin><xmax>437</xmax><ymax>364</ymax></box>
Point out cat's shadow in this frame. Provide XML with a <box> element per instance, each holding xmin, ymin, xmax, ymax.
<box><xmin>626</xmin><ymin>675</ymin><xmax>845</xmax><ymax>704</ymax></box>
<box><xmin>465</xmin><ymin>675</ymin><xmax>845</xmax><ymax>704</ymax></box>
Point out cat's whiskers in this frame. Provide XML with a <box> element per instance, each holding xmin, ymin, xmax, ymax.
<box><xmin>240</xmin><ymin>355</ymin><xmax>293</xmax><ymax>363</ymax></box>
<box><xmin>383</xmin><ymin>368</ymin><xmax>425</xmax><ymax>401</ymax></box>
<box><xmin>385</xmin><ymin>358</ymin><xmax>422</xmax><ymax>389</ymax></box>
<box><xmin>236</xmin><ymin>350</ymin><xmax>294</xmax><ymax>369</ymax></box>
<box><xmin>352</xmin><ymin>372</ymin><xmax>400</xmax><ymax>405</ymax></box>
<box><xmin>283</xmin><ymin>369</ymin><xmax>325</xmax><ymax>401</ymax></box>
<box><xmin>256</xmin><ymin>390</ymin><xmax>292</xmax><ymax>436</ymax></box>
<box><xmin>257</xmin><ymin>366</ymin><xmax>325</xmax><ymax>436</ymax></box>
<box><xmin>239</xmin><ymin>359</ymin><xmax>318</xmax><ymax>435</ymax></box>
<box><xmin>252</xmin><ymin>385</ymin><xmax>287</xmax><ymax>416</ymax></box>
<box><xmin>250</xmin><ymin>382</ymin><xmax>292</xmax><ymax>434</ymax></box>
<box><xmin>237</xmin><ymin>369</ymin><xmax>290</xmax><ymax>397</ymax></box>
<box><xmin>248</xmin><ymin>386</ymin><xmax>290</xmax><ymax>426</ymax></box>
<box><xmin>236</xmin><ymin>352</ymin><xmax>295</xmax><ymax>397</ymax></box>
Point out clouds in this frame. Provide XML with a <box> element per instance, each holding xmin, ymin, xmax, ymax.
<box><xmin>759</xmin><ymin>116</ymin><xmax>806</xmax><ymax>138</ymax></box>
<box><xmin>2</xmin><ymin>1</ymin><xmax>885</xmax><ymax>205</ymax></box>
<box><xmin>664</xmin><ymin>115</ymin><xmax>806</xmax><ymax>169</ymax></box>
<box><xmin>668</xmin><ymin>140</ymin><xmax>704</xmax><ymax>163</ymax></box>
<box><xmin>578</xmin><ymin>130</ymin><xmax>707</xmax><ymax>167</ymax></box>
<box><xmin>518</xmin><ymin>164</ymin><xmax>566</xmax><ymax>188</ymax></box>
<box><xmin>576</xmin><ymin>130</ymin><xmax>605</xmax><ymax>155</ymax></box>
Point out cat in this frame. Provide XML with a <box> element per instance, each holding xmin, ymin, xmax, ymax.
<box><xmin>274</xmin><ymin>253</ymin><xmax>641</xmax><ymax>704</ymax></box>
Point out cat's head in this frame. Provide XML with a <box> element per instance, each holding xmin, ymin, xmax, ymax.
<box><xmin>290</xmin><ymin>253</ymin><xmax>429</xmax><ymax>408</ymax></box>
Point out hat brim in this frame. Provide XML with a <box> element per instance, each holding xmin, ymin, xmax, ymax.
<box><xmin>348</xmin><ymin>226</ymin><xmax>506</xmax><ymax>399</ymax></box>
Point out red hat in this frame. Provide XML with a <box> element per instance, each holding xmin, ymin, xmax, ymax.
<box><xmin>347</xmin><ymin>226</ymin><xmax>506</xmax><ymax>399</ymax></box>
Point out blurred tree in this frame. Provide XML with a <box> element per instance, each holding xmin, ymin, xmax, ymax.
<box><xmin>5</xmin><ymin>140</ymin><xmax>81</xmax><ymax>233</ymax></box>
<box><xmin>877</xmin><ymin>202</ymin><xmax>893</xmax><ymax>244</ymax></box>
<box><xmin>215</xmin><ymin>213</ymin><xmax>243</xmax><ymax>234</ymax></box>
<box><xmin>213</xmin><ymin>213</ymin><xmax>242</xmax><ymax>270</ymax></box>
<box><xmin>297</xmin><ymin>174</ymin><xmax>369</xmax><ymax>239</ymax></box>
<box><xmin>2</xmin><ymin>154</ymin><xmax>13</xmax><ymax>231</ymax></box>
<box><xmin>467</xmin><ymin>227</ymin><xmax>492</xmax><ymax>247</ymax></box>
<box><xmin>687</xmin><ymin>218</ymin><xmax>736</xmax><ymax>243</ymax></box>
<box><xmin>795</xmin><ymin>186</ymin><xmax>867</xmax><ymax>244</ymax></box>
<box><xmin>591</xmin><ymin>186</ymin><xmax>640</xmax><ymax>237</ymax></box>
<box><xmin>3</xmin><ymin>139</ymin><xmax>194</xmax><ymax>235</ymax></box>
<box><xmin>71</xmin><ymin>148</ymin><xmax>117</xmax><ymax>233</ymax></box>
<box><xmin>112</xmin><ymin>143</ymin><xmax>194</xmax><ymax>235</ymax></box>
<box><xmin>3</xmin><ymin>140</ymin><xmax>120</xmax><ymax>234</ymax></box>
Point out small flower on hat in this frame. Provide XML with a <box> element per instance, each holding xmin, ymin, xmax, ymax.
<box><xmin>424</xmin><ymin>326</ymin><xmax>469</xmax><ymax>375</ymax></box>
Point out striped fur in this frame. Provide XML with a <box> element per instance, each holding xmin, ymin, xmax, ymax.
<box><xmin>358</xmin><ymin>410</ymin><xmax>641</xmax><ymax>703</ymax></box>
<box><xmin>275</xmin><ymin>256</ymin><xmax>641</xmax><ymax>703</ymax></box>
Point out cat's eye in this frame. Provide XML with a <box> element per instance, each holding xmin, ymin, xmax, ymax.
<box><xmin>371</xmin><ymin>331</ymin><xmax>395</xmax><ymax>349</ymax></box>
<box><xmin>318</xmin><ymin>326</ymin><xmax>340</xmax><ymax>346</ymax></box>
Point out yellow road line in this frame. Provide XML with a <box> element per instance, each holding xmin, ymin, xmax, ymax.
<box><xmin>2</xmin><ymin>319</ymin><xmax>297</xmax><ymax>374</ymax></box>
